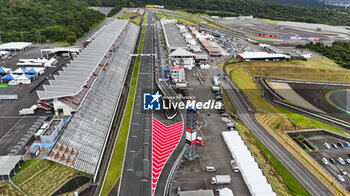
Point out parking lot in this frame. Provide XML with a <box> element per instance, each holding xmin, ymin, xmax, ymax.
<box><xmin>288</xmin><ymin>130</ymin><xmax>350</xmax><ymax>191</ymax></box>
<box><xmin>0</xmin><ymin>45</ymin><xmax>70</xmax><ymax>155</ymax></box>
<box><xmin>170</xmin><ymin>59</ymin><xmax>250</xmax><ymax>195</ymax></box>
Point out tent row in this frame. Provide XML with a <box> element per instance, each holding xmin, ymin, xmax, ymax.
<box><xmin>222</xmin><ymin>131</ymin><xmax>276</xmax><ymax>196</ymax></box>
<box><xmin>0</xmin><ymin>67</ymin><xmax>44</xmax><ymax>75</ymax></box>
<box><xmin>1</xmin><ymin>67</ymin><xmax>45</xmax><ymax>85</ymax></box>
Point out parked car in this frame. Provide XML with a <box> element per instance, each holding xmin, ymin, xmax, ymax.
<box><xmin>338</xmin><ymin>142</ymin><xmax>344</xmax><ymax>148</ymax></box>
<box><xmin>338</xmin><ymin>175</ymin><xmax>345</xmax><ymax>182</ymax></box>
<box><xmin>338</xmin><ymin>157</ymin><xmax>345</xmax><ymax>165</ymax></box>
<box><xmin>341</xmin><ymin>169</ymin><xmax>348</xmax><ymax>175</ymax></box>
<box><xmin>332</xmin><ymin>143</ymin><xmax>338</xmax><ymax>149</ymax></box>
<box><xmin>346</xmin><ymin>159</ymin><xmax>350</xmax><ymax>164</ymax></box>
<box><xmin>330</xmin><ymin>158</ymin><xmax>336</xmax><ymax>164</ymax></box>
<box><xmin>324</xmin><ymin>143</ymin><xmax>331</xmax><ymax>149</ymax></box>
<box><xmin>322</xmin><ymin>158</ymin><xmax>329</xmax><ymax>165</ymax></box>
<box><xmin>220</xmin><ymin>113</ymin><xmax>229</xmax><ymax>117</ymax></box>
<box><xmin>206</xmin><ymin>166</ymin><xmax>217</xmax><ymax>172</ymax></box>
<box><xmin>344</xmin><ymin>142</ymin><xmax>350</xmax><ymax>147</ymax></box>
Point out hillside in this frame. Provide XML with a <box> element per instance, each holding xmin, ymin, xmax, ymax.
<box><xmin>298</xmin><ymin>42</ymin><xmax>350</xmax><ymax>69</ymax></box>
<box><xmin>0</xmin><ymin>0</ymin><xmax>104</xmax><ymax>43</ymax></box>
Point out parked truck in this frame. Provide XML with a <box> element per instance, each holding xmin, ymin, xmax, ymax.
<box><xmin>210</xmin><ymin>175</ymin><xmax>231</xmax><ymax>185</ymax></box>
<box><xmin>231</xmin><ymin>160</ymin><xmax>239</xmax><ymax>172</ymax></box>
<box><xmin>19</xmin><ymin>104</ymin><xmax>38</xmax><ymax>115</ymax></box>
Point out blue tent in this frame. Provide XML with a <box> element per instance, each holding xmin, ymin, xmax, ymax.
<box><xmin>1</xmin><ymin>74</ymin><xmax>16</xmax><ymax>80</ymax></box>
<box><xmin>0</xmin><ymin>67</ymin><xmax>11</xmax><ymax>74</ymax></box>
<box><xmin>25</xmin><ymin>68</ymin><xmax>37</xmax><ymax>74</ymax></box>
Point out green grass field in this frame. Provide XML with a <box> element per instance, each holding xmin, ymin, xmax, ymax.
<box><xmin>0</xmin><ymin>182</ymin><xmax>22</xmax><ymax>196</ymax></box>
<box><xmin>229</xmin><ymin>67</ymin><xmax>347</xmax><ymax>136</ymax></box>
<box><xmin>12</xmin><ymin>159</ymin><xmax>88</xmax><ymax>196</ymax></box>
<box><xmin>0</xmin><ymin>83</ymin><xmax>8</xmax><ymax>87</ymax></box>
<box><xmin>100</xmin><ymin>22</ymin><xmax>146</xmax><ymax>196</ymax></box>
<box><xmin>119</xmin><ymin>12</ymin><xmax>142</xmax><ymax>26</ymax></box>
<box><xmin>240</xmin><ymin>59</ymin><xmax>350</xmax><ymax>83</ymax></box>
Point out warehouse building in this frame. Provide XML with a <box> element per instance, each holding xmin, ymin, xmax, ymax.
<box><xmin>161</xmin><ymin>19</ymin><xmax>187</xmax><ymax>52</ymax></box>
<box><xmin>0</xmin><ymin>156</ymin><xmax>23</xmax><ymax>181</ymax></box>
<box><xmin>237</xmin><ymin>52</ymin><xmax>290</xmax><ymax>61</ymax></box>
<box><xmin>0</xmin><ymin>42</ymin><xmax>32</xmax><ymax>52</ymax></box>
<box><xmin>169</xmin><ymin>48</ymin><xmax>195</xmax><ymax>70</ymax></box>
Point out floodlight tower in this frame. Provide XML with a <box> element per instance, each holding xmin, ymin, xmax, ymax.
<box><xmin>185</xmin><ymin>107</ymin><xmax>198</xmax><ymax>160</ymax></box>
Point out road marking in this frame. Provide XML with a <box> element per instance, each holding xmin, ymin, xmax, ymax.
<box><xmin>0</xmin><ymin>116</ymin><xmax>25</xmax><ymax>142</ymax></box>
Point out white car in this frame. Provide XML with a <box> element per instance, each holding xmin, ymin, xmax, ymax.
<box><xmin>346</xmin><ymin>159</ymin><xmax>350</xmax><ymax>164</ymax></box>
<box><xmin>322</xmin><ymin>158</ymin><xmax>329</xmax><ymax>165</ymax></box>
<box><xmin>324</xmin><ymin>143</ymin><xmax>331</xmax><ymax>149</ymax></box>
<box><xmin>338</xmin><ymin>157</ymin><xmax>345</xmax><ymax>165</ymax></box>
<box><xmin>338</xmin><ymin>175</ymin><xmax>345</xmax><ymax>182</ymax></box>
<box><xmin>341</xmin><ymin>169</ymin><xmax>348</xmax><ymax>175</ymax></box>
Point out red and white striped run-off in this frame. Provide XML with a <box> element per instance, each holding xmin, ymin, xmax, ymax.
<box><xmin>152</xmin><ymin>118</ymin><xmax>183</xmax><ymax>196</ymax></box>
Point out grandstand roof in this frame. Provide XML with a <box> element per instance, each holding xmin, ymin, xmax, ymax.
<box><xmin>161</xmin><ymin>21</ymin><xmax>187</xmax><ymax>51</ymax></box>
<box><xmin>37</xmin><ymin>19</ymin><xmax>128</xmax><ymax>100</ymax></box>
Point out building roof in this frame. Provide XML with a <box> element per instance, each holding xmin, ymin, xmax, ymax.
<box><xmin>161</xmin><ymin>21</ymin><xmax>187</xmax><ymax>49</ymax></box>
<box><xmin>0</xmin><ymin>42</ymin><xmax>32</xmax><ymax>51</ymax></box>
<box><xmin>169</xmin><ymin>48</ymin><xmax>195</xmax><ymax>57</ymax></box>
<box><xmin>37</xmin><ymin>19</ymin><xmax>128</xmax><ymax>100</ymax></box>
<box><xmin>0</xmin><ymin>156</ymin><xmax>22</xmax><ymax>176</ymax></box>
<box><xmin>179</xmin><ymin>190</ymin><xmax>214</xmax><ymax>196</ymax></box>
<box><xmin>238</xmin><ymin>52</ymin><xmax>290</xmax><ymax>59</ymax></box>
<box><xmin>222</xmin><ymin>131</ymin><xmax>276</xmax><ymax>196</ymax></box>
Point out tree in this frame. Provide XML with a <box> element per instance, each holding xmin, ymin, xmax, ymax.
<box><xmin>66</xmin><ymin>35</ymin><xmax>77</xmax><ymax>45</ymax></box>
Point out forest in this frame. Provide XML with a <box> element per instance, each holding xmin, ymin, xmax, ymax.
<box><xmin>298</xmin><ymin>42</ymin><xmax>350</xmax><ymax>69</ymax></box>
<box><xmin>0</xmin><ymin>0</ymin><xmax>104</xmax><ymax>43</ymax></box>
<box><xmin>88</xmin><ymin>0</ymin><xmax>350</xmax><ymax>26</ymax></box>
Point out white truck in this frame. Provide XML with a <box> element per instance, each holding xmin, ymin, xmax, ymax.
<box><xmin>210</xmin><ymin>175</ymin><xmax>231</xmax><ymax>185</ymax></box>
<box><xmin>19</xmin><ymin>105</ymin><xmax>38</xmax><ymax>115</ymax></box>
<box><xmin>231</xmin><ymin>160</ymin><xmax>239</xmax><ymax>172</ymax></box>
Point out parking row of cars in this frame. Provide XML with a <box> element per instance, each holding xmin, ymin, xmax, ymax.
<box><xmin>322</xmin><ymin>142</ymin><xmax>350</xmax><ymax>182</ymax></box>
<box><xmin>324</xmin><ymin>142</ymin><xmax>350</xmax><ymax>149</ymax></box>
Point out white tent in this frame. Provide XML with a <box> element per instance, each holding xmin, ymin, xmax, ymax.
<box><xmin>222</xmin><ymin>131</ymin><xmax>276</xmax><ymax>196</ymax></box>
<box><xmin>12</xmin><ymin>68</ymin><xmax>27</xmax><ymax>74</ymax></box>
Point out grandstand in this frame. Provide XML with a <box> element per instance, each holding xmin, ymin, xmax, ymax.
<box><xmin>45</xmin><ymin>22</ymin><xmax>140</xmax><ymax>176</ymax></box>
<box><xmin>37</xmin><ymin>19</ymin><xmax>129</xmax><ymax>116</ymax></box>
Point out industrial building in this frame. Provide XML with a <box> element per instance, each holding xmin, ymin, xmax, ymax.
<box><xmin>0</xmin><ymin>42</ymin><xmax>33</xmax><ymax>51</ymax></box>
<box><xmin>179</xmin><ymin>190</ymin><xmax>214</xmax><ymax>196</ymax></box>
<box><xmin>237</xmin><ymin>52</ymin><xmax>290</xmax><ymax>61</ymax></box>
<box><xmin>161</xmin><ymin>19</ymin><xmax>187</xmax><ymax>52</ymax></box>
<box><xmin>40</xmin><ymin>119</ymin><xmax>64</xmax><ymax>143</ymax></box>
<box><xmin>0</xmin><ymin>156</ymin><xmax>23</xmax><ymax>181</ymax></box>
<box><xmin>169</xmin><ymin>48</ymin><xmax>195</xmax><ymax>70</ymax></box>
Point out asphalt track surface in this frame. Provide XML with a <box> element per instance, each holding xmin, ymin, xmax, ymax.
<box><xmin>287</xmin><ymin>83</ymin><xmax>350</xmax><ymax>122</ymax></box>
<box><xmin>328</xmin><ymin>89</ymin><xmax>350</xmax><ymax>113</ymax></box>
<box><xmin>117</xmin><ymin>12</ymin><xmax>154</xmax><ymax>196</ymax></box>
<box><xmin>221</xmin><ymin>73</ymin><xmax>332</xmax><ymax>195</ymax></box>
